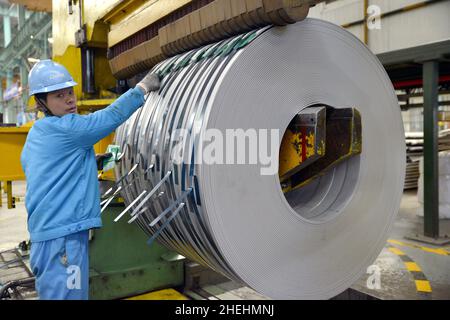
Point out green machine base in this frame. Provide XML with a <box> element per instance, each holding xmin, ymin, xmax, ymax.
<box><xmin>89</xmin><ymin>204</ymin><xmax>184</xmax><ymax>300</ymax></box>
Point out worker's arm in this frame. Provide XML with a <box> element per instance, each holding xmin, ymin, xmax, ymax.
<box><xmin>58</xmin><ymin>73</ymin><xmax>160</xmax><ymax>148</ymax></box>
<box><xmin>60</xmin><ymin>87</ymin><xmax>145</xmax><ymax>148</ymax></box>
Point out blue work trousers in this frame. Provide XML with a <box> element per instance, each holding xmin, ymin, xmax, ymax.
<box><xmin>30</xmin><ymin>230</ymin><xmax>89</xmax><ymax>300</ymax></box>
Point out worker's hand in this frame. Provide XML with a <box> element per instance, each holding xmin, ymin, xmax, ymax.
<box><xmin>96</xmin><ymin>152</ymin><xmax>113</xmax><ymax>171</ymax></box>
<box><xmin>136</xmin><ymin>72</ymin><xmax>161</xmax><ymax>95</ymax></box>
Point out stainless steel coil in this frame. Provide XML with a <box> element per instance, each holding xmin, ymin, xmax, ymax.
<box><xmin>111</xmin><ymin>19</ymin><xmax>405</xmax><ymax>299</ymax></box>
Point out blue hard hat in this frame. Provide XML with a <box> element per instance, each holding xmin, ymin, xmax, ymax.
<box><xmin>28</xmin><ymin>59</ymin><xmax>77</xmax><ymax>96</ymax></box>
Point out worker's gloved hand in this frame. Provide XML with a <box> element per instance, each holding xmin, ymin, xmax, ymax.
<box><xmin>95</xmin><ymin>152</ymin><xmax>113</xmax><ymax>171</ymax></box>
<box><xmin>136</xmin><ymin>72</ymin><xmax>161</xmax><ymax>95</ymax></box>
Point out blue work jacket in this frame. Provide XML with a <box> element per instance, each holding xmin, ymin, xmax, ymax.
<box><xmin>21</xmin><ymin>87</ymin><xmax>145</xmax><ymax>242</ymax></box>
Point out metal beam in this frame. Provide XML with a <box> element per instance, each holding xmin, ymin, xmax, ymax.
<box><xmin>377</xmin><ymin>40</ymin><xmax>450</xmax><ymax>66</ymax></box>
<box><xmin>6</xmin><ymin>70</ymin><xmax>12</xmax><ymax>87</ymax></box>
<box><xmin>32</xmin><ymin>18</ymin><xmax>51</xmax><ymax>40</ymax></box>
<box><xmin>17</xmin><ymin>4</ymin><xmax>25</xmax><ymax>29</ymax></box>
<box><xmin>40</xmin><ymin>28</ymin><xmax>49</xmax><ymax>59</ymax></box>
<box><xmin>0</xmin><ymin>6</ymin><xmax>18</xmax><ymax>17</ymax></box>
<box><xmin>0</xmin><ymin>11</ymin><xmax>51</xmax><ymax>71</ymax></box>
<box><xmin>423</xmin><ymin>60</ymin><xmax>440</xmax><ymax>238</ymax></box>
<box><xmin>363</xmin><ymin>0</ymin><xmax>369</xmax><ymax>45</ymax></box>
<box><xmin>3</xmin><ymin>14</ymin><xmax>11</xmax><ymax>47</ymax></box>
<box><xmin>19</xmin><ymin>57</ymin><xmax>28</xmax><ymax>110</ymax></box>
<box><xmin>0</xmin><ymin>85</ymin><xmax>3</xmax><ymax>115</ymax></box>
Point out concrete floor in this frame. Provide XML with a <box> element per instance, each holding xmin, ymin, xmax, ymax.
<box><xmin>351</xmin><ymin>190</ymin><xmax>450</xmax><ymax>300</ymax></box>
<box><xmin>0</xmin><ymin>182</ymin><xmax>449</xmax><ymax>299</ymax></box>
<box><xmin>0</xmin><ymin>181</ymin><xmax>28</xmax><ymax>252</ymax></box>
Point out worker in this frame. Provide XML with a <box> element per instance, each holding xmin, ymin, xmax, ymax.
<box><xmin>20</xmin><ymin>59</ymin><xmax>160</xmax><ymax>300</ymax></box>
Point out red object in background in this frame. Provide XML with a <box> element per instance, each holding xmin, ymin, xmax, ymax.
<box><xmin>393</xmin><ymin>75</ymin><xmax>450</xmax><ymax>89</ymax></box>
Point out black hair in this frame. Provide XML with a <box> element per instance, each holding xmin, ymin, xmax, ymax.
<box><xmin>34</xmin><ymin>92</ymin><xmax>48</xmax><ymax>103</ymax></box>
<box><xmin>34</xmin><ymin>92</ymin><xmax>53</xmax><ymax>116</ymax></box>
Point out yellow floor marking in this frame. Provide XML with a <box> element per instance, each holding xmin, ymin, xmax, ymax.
<box><xmin>421</xmin><ymin>247</ymin><xmax>449</xmax><ymax>256</ymax></box>
<box><xmin>388</xmin><ymin>247</ymin><xmax>406</xmax><ymax>256</ymax></box>
<box><xmin>415</xmin><ymin>280</ymin><xmax>432</xmax><ymax>293</ymax></box>
<box><xmin>125</xmin><ymin>288</ymin><xmax>188</xmax><ymax>300</ymax></box>
<box><xmin>387</xmin><ymin>243</ymin><xmax>433</xmax><ymax>294</ymax></box>
<box><xmin>404</xmin><ymin>262</ymin><xmax>422</xmax><ymax>272</ymax></box>
<box><xmin>388</xmin><ymin>239</ymin><xmax>449</xmax><ymax>256</ymax></box>
<box><xmin>387</xmin><ymin>239</ymin><xmax>404</xmax><ymax>246</ymax></box>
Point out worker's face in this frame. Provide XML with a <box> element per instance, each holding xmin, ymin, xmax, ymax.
<box><xmin>46</xmin><ymin>87</ymin><xmax>77</xmax><ymax>117</ymax></box>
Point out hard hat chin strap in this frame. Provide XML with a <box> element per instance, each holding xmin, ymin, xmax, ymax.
<box><xmin>35</xmin><ymin>96</ymin><xmax>54</xmax><ymax>117</ymax></box>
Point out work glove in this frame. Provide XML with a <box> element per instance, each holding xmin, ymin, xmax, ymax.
<box><xmin>96</xmin><ymin>152</ymin><xmax>113</xmax><ymax>171</ymax></box>
<box><xmin>136</xmin><ymin>72</ymin><xmax>161</xmax><ymax>95</ymax></box>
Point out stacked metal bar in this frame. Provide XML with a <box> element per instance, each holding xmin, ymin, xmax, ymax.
<box><xmin>108</xmin><ymin>0</ymin><xmax>310</xmax><ymax>80</ymax></box>
<box><xmin>404</xmin><ymin>130</ymin><xmax>450</xmax><ymax>189</ymax></box>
